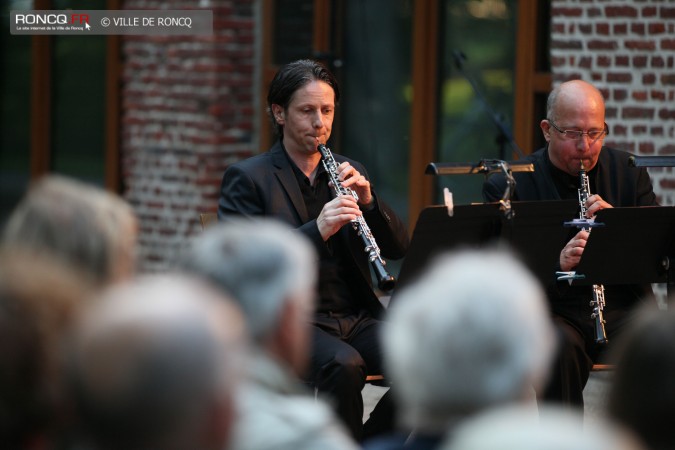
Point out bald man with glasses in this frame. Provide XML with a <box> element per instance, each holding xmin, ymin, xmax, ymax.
<box><xmin>483</xmin><ymin>79</ymin><xmax>658</xmax><ymax>409</ymax></box>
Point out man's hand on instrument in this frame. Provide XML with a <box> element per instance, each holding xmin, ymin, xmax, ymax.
<box><xmin>560</xmin><ymin>230</ymin><xmax>590</xmax><ymax>272</ymax></box>
<box><xmin>336</xmin><ymin>162</ymin><xmax>373</xmax><ymax>207</ymax></box>
<box><xmin>317</xmin><ymin>195</ymin><xmax>362</xmax><ymax>241</ymax></box>
<box><xmin>584</xmin><ymin>194</ymin><xmax>612</xmax><ymax>218</ymax></box>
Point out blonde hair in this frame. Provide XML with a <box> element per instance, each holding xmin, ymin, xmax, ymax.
<box><xmin>2</xmin><ymin>175</ymin><xmax>138</xmax><ymax>287</ymax></box>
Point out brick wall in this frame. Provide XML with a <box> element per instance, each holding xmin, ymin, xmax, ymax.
<box><xmin>550</xmin><ymin>0</ymin><xmax>675</xmax><ymax>206</ymax></box>
<box><xmin>121</xmin><ymin>0</ymin><xmax>257</xmax><ymax>272</ymax></box>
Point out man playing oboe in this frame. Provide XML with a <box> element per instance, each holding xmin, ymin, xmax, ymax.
<box><xmin>483</xmin><ymin>79</ymin><xmax>658</xmax><ymax>409</ymax></box>
<box><xmin>218</xmin><ymin>59</ymin><xmax>409</xmax><ymax>441</ymax></box>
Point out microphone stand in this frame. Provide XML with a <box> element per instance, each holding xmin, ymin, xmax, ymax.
<box><xmin>452</xmin><ymin>50</ymin><xmax>525</xmax><ymax>160</ymax></box>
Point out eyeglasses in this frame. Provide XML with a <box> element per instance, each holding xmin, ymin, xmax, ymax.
<box><xmin>547</xmin><ymin>119</ymin><xmax>609</xmax><ymax>142</ymax></box>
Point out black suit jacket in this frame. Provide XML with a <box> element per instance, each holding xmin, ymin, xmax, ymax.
<box><xmin>483</xmin><ymin>146</ymin><xmax>657</xmax><ymax>206</ymax></box>
<box><xmin>218</xmin><ymin>141</ymin><xmax>409</xmax><ymax>318</ymax></box>
<box><xmin>483</xmin><ymin>146</ymin><xmax>658</xmax><ymax>333</ymax></box>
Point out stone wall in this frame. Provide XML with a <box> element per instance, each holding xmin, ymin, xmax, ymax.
<box><xmin>120</xmin><ymin>0</ymin><xmax>257</xmax><ymax>271</ymax></box>
<box><xmin>551</xmin><ymin>0</ymin><xmax>675</xmax><ymax>205</ymax></box>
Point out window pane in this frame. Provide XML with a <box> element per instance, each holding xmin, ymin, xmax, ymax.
<box><xmin>273</xmin><ymin>0</ymin><xmax>314</xmax><ymax>64</ymax></box>
<box><xmin>436</xmin><ymin>0</ymin><xmax>518</xmax><ymax>205</ymax></box>
<box><xmin>51</xmin><ymin>0</ymin><xmax>107</xmax><ymax>185</ymax></box>
<box><xmin>0</xmin><ymin>1</ymin><xmax>33</xmax><ymax>225</ymax></box>
<box><xmin>340</xmin><ymin>0</ymin><xmax>413</xmax><ymax>279</ymax></box>
<box><xmin>340</xmin><ymin>0</ymin><xmax>412</xmax><ymax>227</ymax></box>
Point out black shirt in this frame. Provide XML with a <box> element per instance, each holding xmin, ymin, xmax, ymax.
<box><xmin>284</xmin><ymin>148</ymin><xmax>358</xmax><ymax>315</ymax></box>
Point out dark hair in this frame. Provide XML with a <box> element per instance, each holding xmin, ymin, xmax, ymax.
<box><xmin>266</xmin><ymin>59</ymin><xmax>340</xmax><ymax>137</ymax></box>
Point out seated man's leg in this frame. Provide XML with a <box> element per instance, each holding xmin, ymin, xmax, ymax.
<box><xmin>308</xmin><ymin>324</ymin><xmax>367</xmax><ymax>440</ymax></box>
<box><xmin>539</xmin><ymin>316</ymin><xmax>593</xmax><ymax>407</ymax></box>
<box><xmin>346</xmin><ymin>315</ymin><xmax>395</xmax><ymax>441</ymax></box>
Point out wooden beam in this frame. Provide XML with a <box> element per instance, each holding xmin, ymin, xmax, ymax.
<box><xmin>408</xmin><ymin>0</ymin><xmax>439</xmax><ymax>232</ymax></box>
<box><xmin>105</xmin><ymin>0</ymin><xmax>122</xmax><ymax>192</ymax></box>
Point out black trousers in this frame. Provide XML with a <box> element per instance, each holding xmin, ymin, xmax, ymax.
<box><xmin>540</xmin><ymin>304</ymin><xmax>638</xmax><ymax>407</ymax></box>
<box><xmin>307</xmin><ymin>311</ymin><xmax>395</xmax><ymax>441</ymax></box>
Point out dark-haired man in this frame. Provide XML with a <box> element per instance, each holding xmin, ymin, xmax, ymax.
<box><xmin>218</xmin><ymin>59</ymin><xmax>409</xmax><ymax>440</ymax></box>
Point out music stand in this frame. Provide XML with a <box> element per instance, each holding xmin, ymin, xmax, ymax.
<box><xmin>571</xmin><ymin>206</ymin><xmax>675</xmax><ymax>295</ymax></box>
<box><xmin>393</xmin><ymin>200</ymin><xmax>579</xmax><ymax>300</ymax></box>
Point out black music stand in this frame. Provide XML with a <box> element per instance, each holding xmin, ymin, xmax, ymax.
<box><xmin>393</xmin><ymin>200</ymin><xmax>579</xmax><ymax>300</ymax></box>
<box><xmin>571</xmin><ymin>206</ymin><xmax>675</xmax><ymax>296</ymax></box>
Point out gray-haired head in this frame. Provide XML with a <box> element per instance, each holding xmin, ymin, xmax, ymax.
<box><xmin>180</xmin><ymin>218</ymin><xmax>317</xmax><ymax>345</ymax></box>
<box><xmin>67</xmin><ymin>274</ymin><xmax>246</xmax><ymax>450</ymax></box>
<box><xmin>383</xmin><ymin>248</ymin><xmax>555</xmax><ymax>432</ymax></box>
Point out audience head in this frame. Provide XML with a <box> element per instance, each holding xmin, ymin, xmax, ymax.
<box><xmin>541</xmin><ymin>79</ymin><xmax>608</xmax><ymax>176</ymax></box>
<box><xmin>0</xmin><ymin>249</ymin><xmax>89</xmax><ymax>448</ymax></box>
<box><xmin>383</xmin><ymin>247</ymin><xmax>555</xmax><ymax>433</ymax></box>
<box><xmin>607</xmin><ymin>304</ymin><xmax>675</xmax><ymax>450</ymax></box>
<box><xmin>267</xmin><ymin>59</ymin><xmax>340</xmax><ymax>137</ymax></box>
<box><xmin>442</xmin><ymin>404</ymin><xmax>645</xmax><ymax>450</ymax></box>
<box><xmin>66</xmin><ymin>274</ymin><xmax>246</xmax><ymax>450</ymax></box>
<box><xmin>2</xmin><ymin>174</ymin><xmax>138</xmax><ymax>288</ymax></box>
<box><xmin>181</xmin><ymin>218</ymin><xmax>317</xmax><ymax>375</ymax></box>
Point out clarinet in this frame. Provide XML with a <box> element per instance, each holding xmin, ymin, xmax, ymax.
<box><xmin>317</xmin><ymin>144</ymin><xmax>396</xmax><ymax>291</ymax></box>
<box><xmin>578</xmin><ymin>163</ymin><xmax>609</xmax><ymax>344</ymax></box>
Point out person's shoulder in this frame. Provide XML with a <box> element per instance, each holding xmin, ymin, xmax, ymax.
<box><xmin>226</xmin><ymin>148</ymin><xmax>278</xmax><ymax>173</ymax></box>
<box><xmin>234</xmin><ymin>383</ymin><xmax>357</xmax><ymax>450</ymax></box>
<box><xmin>599</xmin><ymin>146</ymin><xmax>636</xmax><ymax>167</ymax></box>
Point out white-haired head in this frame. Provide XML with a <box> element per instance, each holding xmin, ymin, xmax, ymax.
<box><xmin>181</xmin><ymin>218</ymin><xmax>317</xmax><ymax>345</ymax></box>
<box><xmin>384</xmin><ymin>247</ymin><xmax>555</xmax><ymax>432</ymax></box>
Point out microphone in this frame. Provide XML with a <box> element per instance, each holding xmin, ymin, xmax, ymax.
<box><xmin>451</xmin><ymin>50</ymin><xmax>466</xmax><ymax>70</ymax></box>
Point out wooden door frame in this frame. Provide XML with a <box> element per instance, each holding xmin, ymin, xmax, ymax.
<box><xmin>30</xmin><ymin>0</ymin><xmax>122</xmax><ymax>192</ymax></box>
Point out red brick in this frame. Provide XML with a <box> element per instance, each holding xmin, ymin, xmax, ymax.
<box><xmin>605</xmin><ymin>6</ymin><xmax>638</xmax><ymax>18</ymax></box>
<box><xmin>588</xmin><ymin>40</ymin><xmax>619</xmax><ymax>50</ymax></box>
<box><xmin>661</xmin><ymin>7</ymin><xmax>675</xmax><ymax>19</ymax></box>
<box><xmin>632</xmin><ymin>91</ymin><xmax>648</xmax><ymax>102</ymax></box>
<box><xmin>658</xmin><ymin>109</ymin><xmax>675</xmax><ymax>120</ymax></box>
<box><xmin>551</xmin><ymin>39</ymin><xmax>584</xmax><ymax>50</ymax></box>
<box><xmin>579</xmin><ymin>24</ymin><xmax>593</xmax><ymax>35</ymax></box>
<box><xmin>615</xmin><ymin>55</ymin><xmax>630</xmax><ymax>67</ymax></box>
<box><xmin>625</xmin><ymin>40</ymin><xmax>657</xmax><ymax>50</ymax></box>
<box><xmin>642</xmin><ymin>6</ymin><xmax>657</xmax><ymax>18</ymax></box>
<box><xmin>651</xmin><ymin>90</ymin><xmax>667</xmax><ymax>101</ymax></box>
<box><xmin>632</xmin><ymin>125</ymin><xmax>648</xmax><ymax>135</ymax></box>
<box><xmin>621</xmin><ymin>107</ymin><xmax>655</xmax><ymax>119</ymax></box>
<box><xmin>587</xmin><ymin>7</ymin><xmax>603</xmax><ymax>18</ymax></box>
<box><xmin>652</xmin><ymin>56</ymin><xmax>666</xmax><ymax>68</ymax></box>
<box><xmin>551</xmin><ymin>7</ymin><xmax>583</xmax><ymax>17</ymax></box>
<box><xmin>613</xmin><ymin>89</ymin><xmax>628</xmax><ymax>101</ymax></box>
<box><xmin>639</xmin><ymin>142</ymin><xmax>655</xmax><ymax>154</ymax></box>
<box><xmin>607</xmin><ymin>72</ymin><xmax>633</xmax><ymax>83</ymax></box>
<box><xmin>662</xmin><ymin>39</ymin><xmax>675</xmax><ymax>50</ymax></box>
<box><xmin>649</xmin><ymin>23</ymin><xmax>666</xmax><ymax>35</ymax></box>
<box><xmin>596</xmin><ymin>23</ymin><xmax>610</xmax><ymax>35</ymax></box>
<box><xmin>579</xmin><ymin>56</ymin><xmax>593</xmax><ymax>68</ymax></box>
<box><xmin>631</xmin><ymin>23</ymin><xmax>645</xmax><ymax>35</ymax></box>
<box><xmin>613</xmin><ymin>23</ymin><xmax>628</xmax><ymax>35</ymax></box>
<box><xmin>613</xmin><ymin>125</ymin><xmax>628</xmax><ymax>135</ymax></box>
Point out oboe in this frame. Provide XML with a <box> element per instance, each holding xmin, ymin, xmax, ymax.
<box><xmin>578</xmin><ymin>162</ymin><xmax>608</xmax><ymax>344</ymax></box>
<box><xmin>317</xmin><ymin>144</ymin><xmax>396</xmax><ymax>291</ymax></box>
